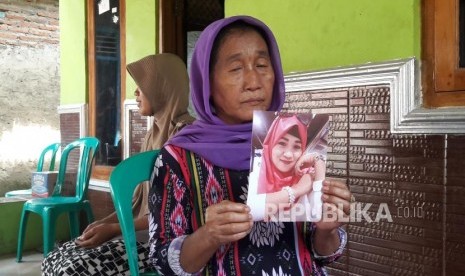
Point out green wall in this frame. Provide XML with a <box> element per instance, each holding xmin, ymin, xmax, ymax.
<box><xmin>226</xmin><ymin>0</ymin><xmax>421</xmax><ymax>74</ymax></box>
<box><xmin>0</xmin><ymin>199</ymin><xmax>69</xmax><ymax>256</ymax></box>
<box><xmin>59</xmin><ymin>0</ymin><xmax>156</xmax><ymax>104</ymax></box>
<box><xmin>59</xmin><ymin>0</ymin><xmax>86</xmax><ymax>105</ymax></box>
<box><xmin>60</xmin><ymin>0</ymin><xmax>421</xmax><ymax>103</ymax></box>
<box><xmin>125</xmin><ymin>0</ymin><xmax>157</xmax><ymax>99</ymax></box>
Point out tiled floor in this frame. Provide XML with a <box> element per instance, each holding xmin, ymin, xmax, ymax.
<box><xmin>0</xmin><ymin>251</ymin><xmax>42</xmax><ymax>276</ymax></box>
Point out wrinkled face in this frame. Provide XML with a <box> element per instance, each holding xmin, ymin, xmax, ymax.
<box><xmin>271</xmin><ymin>133</ymin><xmax>303</xmax><ymax>173</ymax></box>
<box><xmin>135</xmin><ymin>87</ymin><xmax>152</xmax><ymax>116</ymax></box>
<box><xmin>210</xmin><ymin>29</ymin><xmax>275</xmax><ymax>124</ymax></box>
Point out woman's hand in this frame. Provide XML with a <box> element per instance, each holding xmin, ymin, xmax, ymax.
<box><xmin>295</xmin><ymin>153</ymin><xmax>326</xmax><ymax>180</ymax></box>
<box><xmin>295</xmin><ymin>153</ymin><xmax>325</xmax><ymax>176</ymax></box>
<box><xmin>295</xmin><ymin>153</ymin><xmax>316</xmax><ymax>176</ymax></box>
<box><xmin>75</xmin><ymin>222</ymin><xmax>120</xmax><ymax>248</ymax></box>
<box><xmin>81</xmin><ymin>220</ymin><xmax>103</xmax><ymax>234</ymax></box>
<box><xmin>180</xmin><ymin>200</ymin><xmax>253</xmax><ymax>273</ymax></box>
<box><xmin>203</xmin><ymin>200</ymin><xmax>253</xmax><ymax>248</ymax></box>
<box><xmin>315</xmin><ymin>179</ymin><xmax>352</xmax><ymax>231</ymax></box>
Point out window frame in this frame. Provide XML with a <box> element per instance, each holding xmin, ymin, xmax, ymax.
<box><xmin>158</xmin><ymin>0</ymin><xmax>186</xmax><ymax>61</ymax></box>
<box><xmin>422</xmin><ymin>0</ymin><xmax>465</xmax><ymax>107</ymax></box>
<box><xmin>86</xmin><ymin>0</ymin><xmax>126</xmax><ymax>180</ymax></box>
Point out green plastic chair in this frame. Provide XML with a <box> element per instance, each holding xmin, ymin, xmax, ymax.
<box><xmin>5</xmin><ymin>142</ymin><xmax>61</xmax><ymax>198</ymax></box>
<box><xmin>16</xmin><ymin>137</ymin><xmax>100</xmax><ymax>261</ymax></box>
<box><xmin>109</xmin><ymin>150</ymin><xmax>160</xmax><ymax>276</ymax></box>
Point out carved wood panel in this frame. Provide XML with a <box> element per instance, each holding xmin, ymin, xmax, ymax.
<box><xmin>283</xmin><ymin>84</ymin><xmax>465</xmax><ymax>275</ymax></box>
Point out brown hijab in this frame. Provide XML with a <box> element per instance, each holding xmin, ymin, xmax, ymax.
<box><xmin>126</xmin><ymin>53</ymin><xmax>194</xmax><ymax>218</ymax></box>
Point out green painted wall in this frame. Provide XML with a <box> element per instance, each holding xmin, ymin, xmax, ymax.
<box><xmin>59</xmin><ymin>0</ymin><xmax>86</xmax><ymax>104</ymax></box>
<box><xmin>59</xmin><ymin>0</ymin><xmax>157</xmax><ymax>104</ymax></box>
<box><xmin>226</xmin><ymin>0</ymin><xmax>421</xmax><ymax>74</ymax></box>
<box><xmin>0</xmin><ymin>199</ymin><xmax>69</xmax><ymax>256</ymax></box>
<box><xmin>125</xmin><ymin>0</ymin><xmax>157</xmax><ymax>99</ymax></box>
<box><xmin>59</xmin><ymin>0</ymin><xmax>421</xmax><ymax>102</ymax></box>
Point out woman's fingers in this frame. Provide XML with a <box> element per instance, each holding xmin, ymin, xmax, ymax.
<box><xmin>322</xmin><ymin>180</ymin><xmax>351</xmax><ymax>201</ymax></box>
<box><xmin>315</xmin><ymin>202</ymin><xmax>347</xmax><ymax>230</ymax></box>
<box><xmin>213</xmin><ymin>200</ymin><xmax>250</xmax><ymax>214</ymax></box>
<box><xmin>322</xmin><ymin>193</ymin><xmax>350</xmax><ymax>215</ymax></box>
<box><xmin>295</xmin><ymin>154</ymin><xmax>315</xmax><ymax>175</ymax></box>
<box><xmin>217</xmin><ymin>220</ymin><xmax>253</xmax><ymax>235</ymax></box>
<box><xmin>209</xmin><ymin>210</ymin><xmax>252</xmax><ymax>225</ymax></box>
<box><xmin>206</xmin><ymin>201</ymin><xmax>251</xmax><ymax>223</ymax></box>
<box><xmin>79</xmin><ymin>228</ymin><xmax>94</xmax><ymax>241</ymax></box>
<box><xmin>75</xmin><ymin>231</ymin><xmax>96</xmax><ymax>247</ymax></box>
<box><xmin>217</xmin><ymin>226</ymin><xmax>252</xmax><ymax>241</ymax></box>
<box><xmin>204</xmin><ymin>200</ymin><xmax>253</xmax><ymax>245</ymax></box>
<box><xmin>322</xmin><ymin>179</ymin><xmax>352</xmax><ymax>215</ymax></box>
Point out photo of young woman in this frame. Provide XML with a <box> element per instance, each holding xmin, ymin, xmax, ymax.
<box><xmin>247</xmin><ymin>111</ymin><xmax>329</xmax><ymax>221</ymax></box>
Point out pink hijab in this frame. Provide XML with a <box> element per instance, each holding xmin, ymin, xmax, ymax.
<box><xmin>258</xmin><ymin>115</ymin><xmax>307</xmax><ymax>193</ymax></box>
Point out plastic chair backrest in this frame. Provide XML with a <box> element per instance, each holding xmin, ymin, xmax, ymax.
<box><xmin>52</xmin><ymin>137</ymin><xmax>100</xmax><ymax>199</ymax></box>
<box><xmin>36</xmin><ymin>142</ymin><xmax>61</xmax><ymax>172</ymax></box>
<box><xmin>109</xmin><ymin>150</ymin><xmax>160</xmax><ymax>276</ymax></box>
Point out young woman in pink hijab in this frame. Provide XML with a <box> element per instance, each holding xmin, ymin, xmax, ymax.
<box><xmin>258</xmin><ymin>114</ymin><xmax>309</xmax><ymax>193</ymax></box>
<box><xmin>250</xmin><ymin>114</ymin><xmax>311</xmax><ymax>220</ymax></box>
<box><xmin>248</xmin><ymin>113</ymin><xmax>327</xmax><ymax>221</ymax></box>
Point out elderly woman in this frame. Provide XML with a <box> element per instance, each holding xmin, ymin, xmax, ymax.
<box><xmin>148</xmin><ymin>16</ymin><xmax>351</xmax><ymax>275</ymax></box>
<box><xmin>42</xmin><ymin>53</ymin><xmax>194</xmax><ymax>275</ymax></box>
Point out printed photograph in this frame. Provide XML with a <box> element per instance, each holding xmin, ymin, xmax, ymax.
<box><xmin>247</xmin><ymin>110</ymin><xmax>329</xmax><ymax>222</ymax></box>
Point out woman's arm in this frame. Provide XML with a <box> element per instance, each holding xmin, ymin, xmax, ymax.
<box><xmin>134</xmin><ymin>215</ymin><xmax>149</xmax><ymax>231</ymax></box>
<box><xmin>149</xmin><ymin>148</ymin><xmax>253</xmax><ymax>274</ymax></box>
<box><xmin>149</xmin><ymin>149</ymin><xmax>190</xmax><ymax>275</ymax></box>
<box><xmin>313</xmin><ymin>227</ymin><xmax>341</xmax><ymax>255</ymax></box>
<box><xmin>80</xmin><ymin>211</ymin><xmax>119</xmax><ymax>236</ymax></box>
<box><xmin>96</xmin><ymin>211</ymin><xmax>120</xmax><ymax>224</ymax></box>
<box><xmin>307</xmin><ymin>223</ymin><xmax>347</xmax><ymax>267</ymax></box>
<box><xmin>75</xmin><ymin>222</ymin><xmax>119</xmax><ymax>248</ymax></box>
<box><xmin>150</xmin><ymin>148</ymin><xmax>253</xmax><ymax>275</ymax></box>
<box><xmin>313</xmin><ymin>179</ymin><xmax>351</xmax><ymax>255</ymax></box>
<box><xmin>75</xmin><ymin>216</ymin><xmax>148</xmax><ymax>248</ymax></box>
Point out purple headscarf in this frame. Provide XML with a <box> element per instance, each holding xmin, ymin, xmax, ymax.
<box><xmin>168</xmin><ymin>15</ymin><xmax>285</xmax><ymax>170</ymax></box>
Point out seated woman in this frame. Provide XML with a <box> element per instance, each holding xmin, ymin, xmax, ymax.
<box><xmin>41</xmin><ymin>53</ymin><xmax>194</xmax><ymax>276</ymax></box>
<box><xmin>148</xmin><ymin>16</ymin><xmax>352</xmax><ymax>275</ymax></box>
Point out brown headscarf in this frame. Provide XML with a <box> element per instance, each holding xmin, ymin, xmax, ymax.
<box><xmin>126</xmin><ymin>53</ymin><xmax>194</xmax><ymax>218</ymax></box>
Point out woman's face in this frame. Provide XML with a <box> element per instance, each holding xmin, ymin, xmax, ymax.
<box><xmin>135</xmin><ymin>87</ymin><xmax>153</xmax><ymax>116</ymax></box>
<box><xmin>210</xmin><ymin>29</ymin><xmax>275</xmax><ymax>124</ymax></box>
<box><xmin>271</xmin><ymin>133</ymin><xmax>303</xmax><ymax>173</ymax></box>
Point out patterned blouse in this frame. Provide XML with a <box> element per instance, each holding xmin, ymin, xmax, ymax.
<box><xmin>148</xmin><ymin>145</ymin><xmax>346</xmax><ymax>276</ymax></box>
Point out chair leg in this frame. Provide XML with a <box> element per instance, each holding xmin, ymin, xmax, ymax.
<box><xmin>42</xmin><ymin>208</ymin><xmax>57</xmax><ymax>257</ymax></box>
<box><xmin>84</xmin><ymin>203</ymin><xmax>94</xmax><ymax>224</ymax></box>
<box><xmin>16</xmin><ymin>208</ymin><xmax>30</xmax><ymax>262</ymax></box>
<box><xmin>68</xmin><ymin>211</ymin><xmax>80</xmax><ymax>239</ymax></box>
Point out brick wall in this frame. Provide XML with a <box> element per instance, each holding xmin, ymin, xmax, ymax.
<box><xmin>129</xmin><ymin>109</ymin><xmax>148</xmax><ymax>156</ymax></box>
<box><xmin>0</xmin><ymin>0</ymin><xmax>60</xmax><ymax>196</ymax></box>
<box><xmin>0</xmin><ymin>0</ymin><xmax>59</xmax><ymax>47</ymax></box>
<box><xmin>59</xmin><ymin>112</ymin><xmax>81</xmax><ymax>170</ymax></box>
